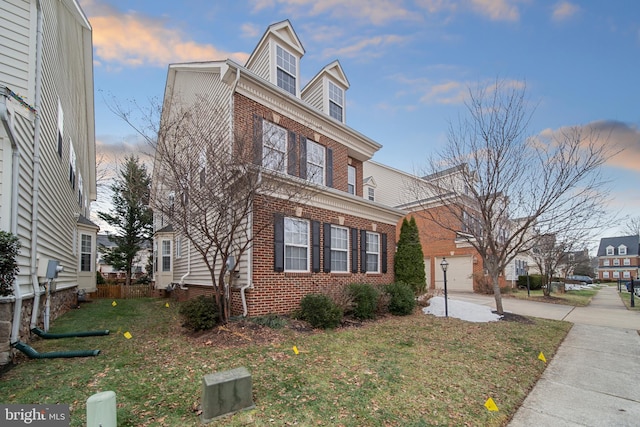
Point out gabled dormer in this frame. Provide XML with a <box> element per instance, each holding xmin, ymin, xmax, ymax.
<box><xmin>245</xmin><ymin>20</ymin><xmax>305</xmax><ymax>97</ymax></box>
<box><xmin>301</xmin><ymin>60</ymin><xmax>350</xmax><ymax>123</ymax></box>
<box><xmin>618</xmin><ymin>244</ymin><xmax>627</xmax><ymax>255</ymax></box>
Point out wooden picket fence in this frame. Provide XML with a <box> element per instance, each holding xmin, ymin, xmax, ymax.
<box><xmin>93</xmin><ymin>283</ymin><xmax>154</xmax><ymax>299</ymax></box>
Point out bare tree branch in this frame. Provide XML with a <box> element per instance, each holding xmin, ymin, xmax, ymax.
<box><xmin>409</xmin><ymin>79</ymin><xmax>613</xmax><ymax>313</ymax></box>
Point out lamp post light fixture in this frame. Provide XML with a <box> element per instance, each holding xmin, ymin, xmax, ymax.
<box><xmin>440</xmin><ymin>257</ymin><xmax>449</xmax><ymax>318</ymax></box>
<box><xmin>524</xmin><ymin>262</ymin><xmax>530</xmax><ymax>297</ymax></box>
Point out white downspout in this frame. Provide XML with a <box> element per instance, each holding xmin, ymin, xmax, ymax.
<box><xmin>240</xmin><ymin>201</ymin><xmax>256</xmax><ymax>317</ymax></box>
<box><xmin>178</xmin><ymin>243</ymin><xmax>190</xmax><ymax>290</ymax></box>
<box><xmin>29</xmin><ymin>0</ymin><xmax>45</xmax><ymax>330</ymax></box>
<box><xmin>2</xmin><ymin>90</ymin><xmax>24</xmax><ymax>344</ymax></box>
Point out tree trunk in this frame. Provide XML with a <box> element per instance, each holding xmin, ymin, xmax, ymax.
<box><xmin>492</xmin><ymin>273</ymin><xmax>504</xmax><ymax>314</ymax></box>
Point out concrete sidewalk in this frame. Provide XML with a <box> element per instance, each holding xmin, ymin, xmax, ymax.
<box><xmin>451</xmin><ymin>286</ymin><xmax>640</xmax><ymax>426</ymax></box>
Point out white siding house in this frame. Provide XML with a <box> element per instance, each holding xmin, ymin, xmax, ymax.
<box><xmin>0</xmin><ymin>0</ymin><xmax>97</xmax><ymax>364</ymax></box>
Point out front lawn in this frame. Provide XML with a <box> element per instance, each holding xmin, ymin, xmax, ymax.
<box><xmin>507</xmin><ymin>287</ymin><xmax>599</xmax><ymax>306</ymax></box>
<box><xmin>0</xmin><ymin>298</ymin><xmax>570</xmax><ymax>426</ymax></box>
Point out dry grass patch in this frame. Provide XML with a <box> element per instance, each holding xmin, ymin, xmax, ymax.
<box><xmin>0</xmin><ymin>298</ymin><xmax>570</xmax><ymax>426</ymax></box>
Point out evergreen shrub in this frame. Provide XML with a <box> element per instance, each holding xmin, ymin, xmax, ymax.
<box><xmin>298</xmin><ymin>294</ymin><xmax>343</xmax><ymax>329</ymax></box>
<box><xmin>347</xmin><ymin>283</ymin><xmax>380</xmax><ymax>320</ymax></box>
<box><xmin>179</xmin><ymin>295</ymin><xmax>219</xmax><ymax>331</ymax></box>
<box><xmin>386</xmin><ymin>282</ymin><xmax>416</xmax><ymax>316</ymax></box>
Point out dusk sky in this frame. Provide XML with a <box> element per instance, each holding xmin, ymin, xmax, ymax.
<box><xmin>80</xmin><ymin>0</ymin><xmax>640</xmax><ymax>242</ymax></box>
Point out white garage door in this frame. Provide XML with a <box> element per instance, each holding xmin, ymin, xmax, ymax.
<box><xmin>434</xmin><ymin>256</ymin><xmax>473</xmax><ymax>292</ymax></box>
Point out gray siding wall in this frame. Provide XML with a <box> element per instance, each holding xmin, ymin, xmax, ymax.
<box><xmin>247</xmin><ymin>43</ymin><xmax>270</xmax><ymax>84</ymax></box>
<box><xmin>0</xmin><ymin>0</ymin><xmax>34</xmax><ymax>102</ymax></box>
<box><xmin>164</xmin><ymin>69</ymin><xmax>236</xmax><ymax>286</ymax></box>
<box><xmin>301</xmin><ymin>78</ymin><xmax>323</xmax><ymax>112</ymax></box>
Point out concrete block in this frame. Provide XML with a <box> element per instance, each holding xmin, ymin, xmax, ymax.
<box><xmin>201</xmin><ymin>367</ymin><xmax>255</xmax><ymax>423</ymax></box>
<box><xmin>87</xmin><ymin>390</ymin><xmax>117</xmax><ymax>427</ymax></box>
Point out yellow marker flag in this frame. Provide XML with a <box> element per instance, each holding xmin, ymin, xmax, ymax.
<box><xmin>292</xmin><ymin>346</ymin><xmax>299</xmax><ymax>355</ymax></box>
<box><xmin>538</xmin><ymin>352</ymin><xmax>547</xmax><ymax>363</ymax></box>
<box><xmin>165</xmin><ymin>302</ymin><xmax>170</xmax><ymax>308</ymax></box>
<box><xmin>484</xmin><ymin>397</ymin><xmax>499</xmax><ymax>412</ymax></box>
<box><xmin>124</xmin><ymin>331</ymin><xmax>132</xmax><ymax>339</ymax></box>
<box><xmin>112</xmin><ymin>301</ymin><xmax>117</xmax><ymax>307</ymax></box>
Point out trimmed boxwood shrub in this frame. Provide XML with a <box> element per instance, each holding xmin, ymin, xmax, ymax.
<box><xmin>347</xmin><ymin>283</ymin><xmax>380</xmax><ymax>320</ymax></box>
<box><xmin>298</xmin><ymin>294</ymin><xmax>343</xmax><ymax>329</ymax></box>
<box><xmin>179</xmin><ymin>295</ymin><xmax>219</xmax><ymax>331</ymax></box>
<box><xmin>516</xmin><ymin>274</ymin><xmax>543</xmax><ymax>290</ymax></box>
<box><xmin>386</xmin><ymin>282</ymin><xmax>416</xmax><ymax>316</ymax></box>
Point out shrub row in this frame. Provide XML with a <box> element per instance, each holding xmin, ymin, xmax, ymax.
<box><xmin>179</xmin><ymin>282</ymin><xmax>417</xmax><ymax>332</ymax></box>
<box><xmin>297</xmin><ymin>282</ymin><xmax>416</xmax><ymax>329</ymax></box>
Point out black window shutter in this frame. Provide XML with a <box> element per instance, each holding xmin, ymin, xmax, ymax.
<box><xmin>351</xmin><ymin>228</ymin><xmax>358</xmax><ymax>273</ymax></box>
<box><xmin>253</xmin><ymin>114</ymin><xmax>263</xmax><ymax>166</ymax></box>
<box><xmin>381</xmin><ymin>233</ymin><xmax>388</xmax><ymax>273</ymax></box>
<box><xmin>299</xmin><ymin>136</ymin><xmax>307</xmax><ymax>179</ymax></box>
<box><xmin>326</xmin><ymin>148</ymin><xmax>333</xmax><ymax>187</ymax></box>
<box><xmin>287</xmin><ymin>131</ymin><xmax>297</xmax><ymax>176</ymax></box>
<box><xmin>312</xmin><ymin>220</ymin><xmax>320</xmax><ymax>273</ymax></box>
<box><xmin>360</xmin><ymin>229</ymin><xmax>367</xmax><ymax>273</ymax></box>
<box><xmin>274</xmin><ymin>214</ymin><xmax>284</xmax><ymax>272</ymax></box>
<box><xmin>323</xmin><ymin>223</ymin><xmax>332</xmax><ymax>273</ymax></box>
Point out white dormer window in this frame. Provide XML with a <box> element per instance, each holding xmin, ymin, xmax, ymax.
<box><xmin>606</xmin><ymin>245</ymin><xmax>614</xmax><ymax>256</ymax></box>
<box><xmin>619</xmin><ymin>245</ymin><xmax>627</xmax><ymax>255</ymax></box>
<box><xmin>328</xmin><ymin>81</ymin><xmax>344</xmax><ymax>121</ymax></box>
<box><xmin>276</xmin><ymin>45</ymin><xmax>297</xmax><ymax>95</ymax></box>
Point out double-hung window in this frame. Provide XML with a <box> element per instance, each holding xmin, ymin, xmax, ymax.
<box><xmin>328</xmin><ymin>81</ymin><xmax>343</xmax><ymax>121</ymax></box>
<box><xmin>347</xmin><ymin>165</ymin><xmax>356</xmax><ymax>195</ymax></box>
<box><xmin>619</xmin><ymin>245</ymin><xmax>627</xmax><ymax>255</ymax></box>
<box><xmin>365</xmin><ymin>231</ymin><xmax>380</xmax><ymax>273</ymax></box>
<box><xmin>368</xmin><ymin>187</ymin><xmax>375</xmax><ymax>201</ymax></box>
<box><xmin>263</xmin><ymin>121</ymin><xmax>287</xmax><ymax>173</ymax></box>
<box><xmin>80</xmin><ymin>234</ymin><xmax>92</xmax><ymax>272</ymax></box>
<box><xmin>162</xmin><ymin>240</ymin><xmax>171</xmax><ymax>272</ymax></box>
<box><xmin>306</xmin><ymin>140</ymin><xmax>325</xmax><ymax>185</ymax></box>
<box><xmin>606</xmin><ymin>246</ymin><xmax>614</xmax><ymax>256</ymax></box>
<box><xmin>285</xmin><ymin>218</ymin><xmax>309</xmax><ymax>271</ymax></box>
<box><xmin>276</xmin><ymin>45</ymin><xmax>297</xmax><ymax>95</ymax></box>
<box><xmin>614</xmin><ymin>258</ymin><xmax>620</xmax><ymax>266</ymax></box>
<box><xmin>330</xmin><ymin>225</ymin><xmax>349</xmax><ymax>272</ymax></box>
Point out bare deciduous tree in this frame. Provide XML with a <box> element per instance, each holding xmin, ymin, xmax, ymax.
<box><xmin>529</xmin><ymin>228</ymin><xmax>593</xmax><ymax>296</ymax></box>
<box><xmin>411</xmin><ymin>79</ymin><xmax>611</xmax><ymax>313</ymax></box>
<box><xmin>622</xmin><ymin>216</ymin><xmax>640</xmax><ymax>237</ymax></box>
<box><xmin>113</xmin><ymin>96</ymin><xmax>314</xmax><ymax>323</ymax></box>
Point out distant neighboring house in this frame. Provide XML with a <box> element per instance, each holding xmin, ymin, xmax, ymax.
<box><xmin>559</xmin><ymin>248</ymin><xmax>592</xmax><ymax>278</ymax></box>
<box><xmin>151</xmin><ymin>20</ymin><xmax>404</xmax><ymax>316</ymax></box>
<box><xmin>363</xmin><ymin>161</ymin><xmax>518</xmax><ymax>292</ymax></box>
<box><xmin>0</xmin><ymin>0</ymin><xmax>97</xmax><ymax>364</ymax></box>
<box><xmin>596</xmin><ymin>235</ymin><xmax>640</xmax><ymax>282</ymax></box>
<box><xmin>97</xmin><ymin>234</ymin><xmax>151</xmax><ymax>279</ymax></box>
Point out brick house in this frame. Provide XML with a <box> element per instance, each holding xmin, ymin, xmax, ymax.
<box><xmin>596</xmin><ymin>235</ymin><xmax>640</xmax><ymax>282</ymax></box>
<box><xmin>363</xmin><ymin>161</ymin><xmax>517</xmax><ymax>292</ymax></box>
<box><xmin>151</xmin><ymin>20</ymin><xmax>405</xmax><ymax>316</ymax></box>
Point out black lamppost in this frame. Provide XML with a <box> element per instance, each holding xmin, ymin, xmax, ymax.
<box><xmin>441</xmin><ymin>257</ymin><xmax>449</xmax><ymax>318</ymax></box>
<box><xmin>524</xmin><ymin>262</ymin><xmax>530</xmax><ymax>297</ymax></box>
